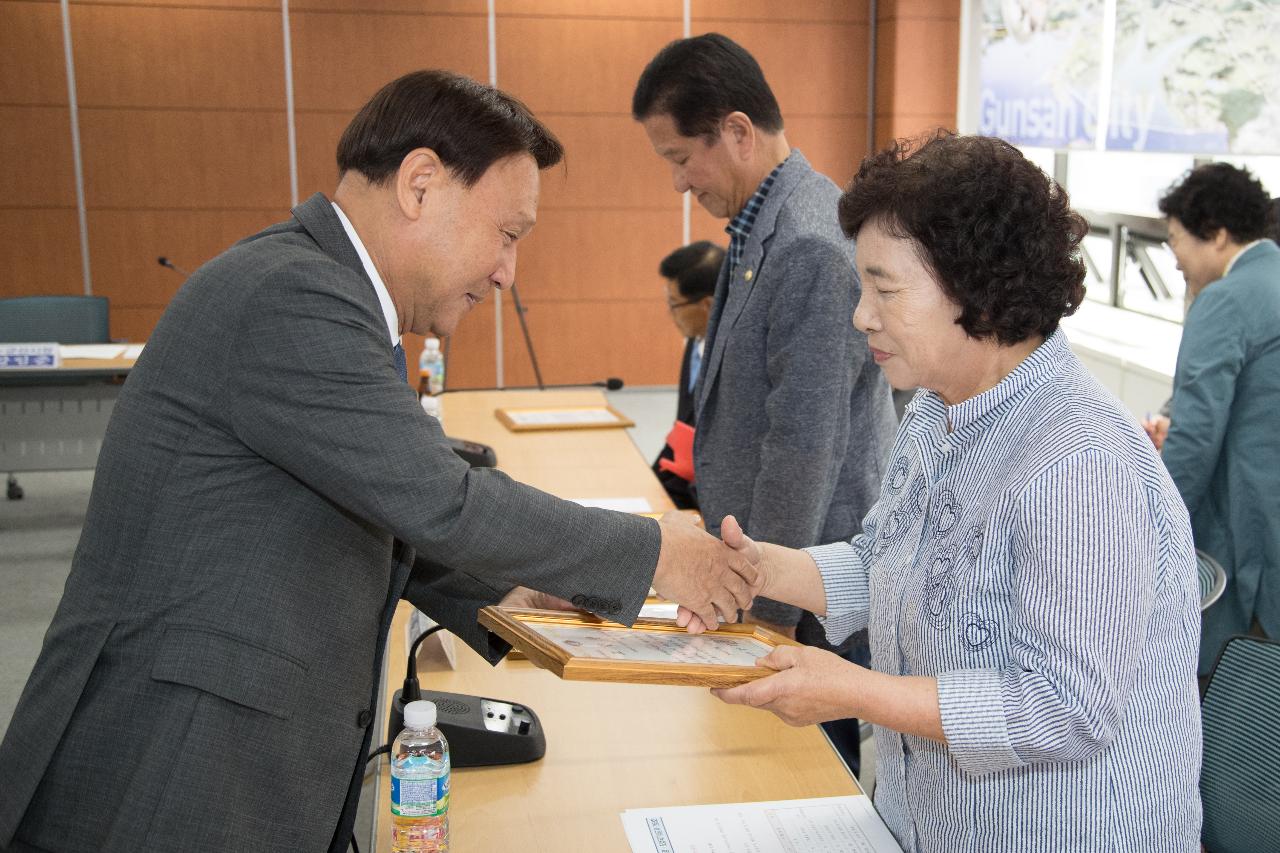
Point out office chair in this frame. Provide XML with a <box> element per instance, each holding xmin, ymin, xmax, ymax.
<box><xmin>0</xmin><ymin>295</ymin><xmax>111</xmax><ymax>499</ymax></box>
<box><xmin>1197</xmin><ymin>549</ymin><xmax>1228</xmax><ymax>612</ymax></box>
<box><xmin>1200</xmin><ymin>635</ymin><xmax>1280</xmax><ymax>853</ymax></box>
<box><xmin>0</xmin><ymin>295</ymin><xmax>110</xmax><ymax>345</ymax></box>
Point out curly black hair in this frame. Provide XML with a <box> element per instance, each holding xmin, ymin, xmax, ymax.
<box><xmin>838</xmin><ymin>132</ymin><xmax>1087</xmax><ymax>346</ymax></box>
<box><xmin>1158</xmin><ymin>163</ymin><xmax>1271</xmax><ymax>243</ymax></box>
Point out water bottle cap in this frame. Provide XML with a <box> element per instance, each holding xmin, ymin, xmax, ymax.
<box><xmin>404</xmin><ymin>699</ymin><xmax>437</xmax><ymax>729</ymax></box>
<box><xmin>424</xmin><ymin>337</ymin><xmax>441</xmax><ymax>351</ymax></box>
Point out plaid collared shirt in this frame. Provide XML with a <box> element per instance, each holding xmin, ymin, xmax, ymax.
<box><xmin>725</xmin><ymin>156</ymin><xmax>788</xmax><ymax>273</ymax></box>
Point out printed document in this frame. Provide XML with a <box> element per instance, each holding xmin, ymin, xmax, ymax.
<box><xmin>621</xmin><ymin>796</ymin><xmax>903</xmax><ymax>853</ymax></box>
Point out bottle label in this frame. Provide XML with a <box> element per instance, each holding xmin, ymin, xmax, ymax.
<box><xmin>391</xmin><ymin>773</ymin><xmax>450</xmax><ymax>818</ymax></box>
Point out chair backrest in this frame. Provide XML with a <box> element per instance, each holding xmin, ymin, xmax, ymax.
<box><xmin>0</xmin><ymin>295</ymin><xmax>110</xmax><ymax>344</ymax></box>
<box><xmin>1200</xmin><ymin>635</ymin><xmax>1280</xmax><ymax>853</ymax></box>
<box><xmin>1197</xmin><ymin>549</ymin><xmax>1228</xmax><ymax>612</ymax></box>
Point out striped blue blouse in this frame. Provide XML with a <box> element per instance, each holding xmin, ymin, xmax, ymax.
<box><xmin>808</xmin><ymin>330</ymin><xmax>1203</xmax><ymax>852</ymax></box>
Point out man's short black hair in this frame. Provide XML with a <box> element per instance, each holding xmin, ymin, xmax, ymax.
<box><xmin>839</xmin><ymin>132</ymin><xmax>1087</xmax><ymax>346</ymax></box>
<box><xmin>659</xmin><ymin>241</ymin><xmax>724</xmax><ymax>301</ymax></box>
<box><xmin>632</xmin><ymin>33</ymin><xmax>783</xmax><ymax>139</ymax></box>
<box><xmin>337</xmin><ymin>70</ymin><xmax>563</xmax><ymax>188</ymax></box>
<box><xmin>1157</xmin><ymin>163</ymin><xmax>1271</xmax><ymax>243</ymax></box>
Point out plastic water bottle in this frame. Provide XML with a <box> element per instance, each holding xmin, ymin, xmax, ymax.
<box><xmin>419</xmin><ymin>338</ymin><xmax>445</xmax><ymax>397</ymax></box>
<box><xmin>390</xmin><ymin>700</ymin><xmax>450</xmax><ymax>853</ymax></box>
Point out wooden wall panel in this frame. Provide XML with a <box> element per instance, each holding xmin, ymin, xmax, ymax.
<box><xmin>874</xmin><ymin>1</ymin><xmax>959</xmax><ymax>149</ymax></box>
<box><xmin>109</xmin><ymin>305</ymin><xmax>167</xmax><ymax>343</ymax></box>
<box><xmin>538</xmin><ymin>115</ymin><xmax>678</xmax><ymax>210</ymax></box>
<box><xmin>0</xmin><ymin>209</ymin><xmax>83</xmax><ymax>297</ymax></box>
<box><xmin>0</xmin><ymin>106</ymin><xmax>77</xmax><ymax>206</ymax></box>
<box><xmin>692</xmin><ymin>20</ymin><xmax>869</xmax><ymax>121</ymax></box>
<box><xmin>442</xmin><ymin>301</ymin><xmax>496</xmax><ymax>388</ymax></box>
<box><xmin>73</xmin><ymin>0</ymin><xmax>275</xmax><ymax>7</ymax></box>
<box><xmin>496</xmin><ymin>299</ymin><xmax>682</xmax><ymax>388</ymax></box>
<box><xmin>290</xmin><ymin>11</ymin><xmax>487</xmax><ymax>112</ymax></box>
<box><xmin>786</xmin><ymin>114</ymin><xmax>870</xmax><ymax>189</ymax></box>
<box><xmin>0</xmin><ymin>2</ymin><xmax>68</xmax><ymax>105</ymax></box>
<box><xmin>6</xmin><ymin>0</ymin><xmax>963</xmax><ymax>362</ymax></box>
<box><xmin>78</xmin><ymin>109</ymin><xmax>290</xmax><ymax>209</ymax></box>
<box><xmin>495</xmin><ymin>17</ymin><xmax>680</xmax><ymax>114</ymax></box>
<box><xmin>86</xmin><ymin>209</ymin><xmax>284</xmax><ymax>309</ymax></box>
<box><xmin>69</xmin><ymin>4</ymin><xmax>284</xmax><ymax>110</ymax></box>
<box><xmin>295</xmin><ymin>110</ymin><xmax>349</xmax><ymax>201</ymax></box>
<box><xmin>514</xmin><ymin>209</ymin><xmax>680</xmax><ymax>303</ymax></box>
<box><xmin>293</xmin><ymin>0</ymin><xmax>483</xmax><ymax>12</ymax></box>
<box><xmin>694</xmin><ymin>0</ymin><xmax>866</xmax><ymax>22</ymax></box>
<box><xmin>493</xmin><ymin>11</ymin><xmax>685</xmax><ymax>387</ymax></box>
<box><xmin>498</xmin><ymin>0</ymin><xmax>677</xmax><ymax>18</ymax></box>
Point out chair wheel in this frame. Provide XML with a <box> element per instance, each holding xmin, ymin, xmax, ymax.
<box><xmin>6</xmin><ymin>479</ymin><xmax>22</xmax><ymax>500</ymax></box>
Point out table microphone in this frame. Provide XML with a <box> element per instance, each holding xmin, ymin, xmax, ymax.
<box><xmin>156</xmin><ymin>256</ymin><xmax>192</xmax><ymax>276</ymax></box>
<box><xmin>441</xmin><ymin>377</ymin><xmax>624</xmax><ymax>393</ymax></box>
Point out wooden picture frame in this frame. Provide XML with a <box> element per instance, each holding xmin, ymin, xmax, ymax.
<box><xmin>494</xmin><ymin>405</ymin><xmax>635</xmax><ymax>432</ymax></box>
<box><xmin>479</xmin><ymin>607</ymin><xmax>800</xmax><ymax>688</ymax></box>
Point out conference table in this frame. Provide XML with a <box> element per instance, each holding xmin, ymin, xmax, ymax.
<box><xmin>0</xmin><ymin>354</ymin><xmax>135</xmax><ymax>482</ymax></box>
<box><xmin>370</xmin><ymin>389</ymin><xmax>864</xmax><ymax>852</ymax></box>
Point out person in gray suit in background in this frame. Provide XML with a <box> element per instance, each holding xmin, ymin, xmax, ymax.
<box><xmin>0</xmin><ymin>71</ymin><xmax>757</xmax><ymax>853</ymax></box>
<box><xmin>633</xmin><ymin>34</ymin><xmax>897</xmax><ymax>773</ymax></box>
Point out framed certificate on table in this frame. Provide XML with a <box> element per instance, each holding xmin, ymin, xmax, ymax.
<box><xmin>494</xmin><ymin>405</ymin><xmax>635</xmax><ymax>432</ymax></box>
<box><xmin>478</xmin><ymin>607</ymin><xmax>799</xmax><ymax>688</ymax></box>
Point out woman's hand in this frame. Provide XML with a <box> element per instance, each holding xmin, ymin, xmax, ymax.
<box><xmin>711</xmin><ymin>645</ymin><xmax>862</xmax><ymax>727</ymax></box>
<box><xmin>675</xmin><ymin>513</ymin><xmax>767</xmax><ymax>634</ymax></box>
<box><xmin>1142</xmin><ymin>414</ymin><xmax>1170</xmax><ymax>451</ymax></box>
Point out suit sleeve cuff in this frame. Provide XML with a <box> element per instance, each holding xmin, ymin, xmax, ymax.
<box><xmin>937</xmin><ymin>668</ymin><xmax>1025</xmax><ymax>775</ymax></box>
<box><xmin>804</xmin><ymin>541</ymin><xmax>870</xmax><ymax>646</ymax></box>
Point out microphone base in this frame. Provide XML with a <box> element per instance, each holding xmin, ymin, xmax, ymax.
<box><xmin>388</xmin><ymin>688</ymin><xmax>546</xmax><ymax>767</ymax></box>
<box><xmin>447</xmin><ymin>436</ymin><xmax>496</xmax><ymax>467</ymax></box>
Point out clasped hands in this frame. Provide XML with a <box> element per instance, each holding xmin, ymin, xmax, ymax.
<box><xmin>499</xmin><ymin>511</ymin><xmax>764</xmax><ymax>633</ymax></box>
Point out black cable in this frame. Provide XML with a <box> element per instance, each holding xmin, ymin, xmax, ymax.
<box><xmin>401</xmin><ymin>625</ymin><xmax>445</xmax><ymax>703</ymax></box>
<box><xmin>353</xmin><ymin>625</ymin><xmax>446</xmax><ymax>851</ymax></box>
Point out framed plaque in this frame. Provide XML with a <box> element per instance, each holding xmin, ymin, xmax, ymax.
<box><xmin>494</xmin><ymin>405</ymin><xmax>635</xmax><ymax>432</ymax></box>
<box><xmin>479</xmin><ymin>607</ymin><xmax>800</xmax><ymax>688</ymax></box>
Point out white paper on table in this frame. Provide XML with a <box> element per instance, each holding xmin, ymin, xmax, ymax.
<box><xmin>569</xmin><ymin>497</ymin><xmax>653</xmax><ymax>513</ymax></box>
<box><xmin>621</xmin><ymin>796</ymin><xmax>904</xmax><ymax>853</ymax></box>
<box><xmin>121</xmin><ymin>344</ymin><xmax>145</xmax><ymax>359</ymax></box>
<box><xmin>505</xmin><ymin>407</ymin><xmax>621</xmax><ymax>426</ymax></box>
<box><xmin>60</xmin><ymin>344</ymin><xmax>126</xmax><ymax>359</ymax></box>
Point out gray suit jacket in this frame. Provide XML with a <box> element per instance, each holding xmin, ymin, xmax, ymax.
<box><xmin>695</xmin><ymin>151</ymin><xmax>897</xmax><ymax>625</ymax></box>
<box><xmin>0</xmin><ymin>194</ymin><xmax>659</xmax><ymax>853</ymax></box>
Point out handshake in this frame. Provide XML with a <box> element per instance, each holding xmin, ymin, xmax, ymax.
<box><xmin>502</xmin><ymin>512</ymin><xmax>783</xmax><ymax>634</ymax></box>
<box><xmin>650</xmin><ymin>512</ymin><xmax>768</xmax><ymax>633</ymax></box>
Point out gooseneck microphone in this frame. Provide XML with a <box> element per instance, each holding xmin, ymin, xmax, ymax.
<box><xmin>439</xmin><ymin>377</ymin><xmax>624</xmax><ymax>393</ymax></box>
<box><xmin>156</xmin><ymin>256</ymin><xmax>192</xmax><ymax>277</ymax></box>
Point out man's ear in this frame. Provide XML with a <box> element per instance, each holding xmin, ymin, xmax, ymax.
<box><xmin>396</xmin><ymin>148</ymin><xmax>446</xmax><ymax>221</ymax></box>
<box><xmin>720</xmin><ymin>111</ymin><xmax>755</xmax><ymax>161</ymax></box>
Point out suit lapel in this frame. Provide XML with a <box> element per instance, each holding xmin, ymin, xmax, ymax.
<box><xmin>694</xmin><ymin>152</ymin><xmax>813</xmax><ymax>420</ymax></box>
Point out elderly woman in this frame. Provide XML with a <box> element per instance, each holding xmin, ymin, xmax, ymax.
<box><xmin>700</xmin><ymin>135</ymin><xmax>1203</xmax><ymax>851</ymax></box>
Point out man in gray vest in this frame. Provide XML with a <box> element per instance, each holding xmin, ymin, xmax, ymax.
<box><xmin>633</xmin><ymin>34</ymin><xmax>897</xmax><ymax>771</ymax></box>
<box><xmin>0</xmin><ymin>70</ymin><xmax>757</xmax><ymax>853</ymax></box>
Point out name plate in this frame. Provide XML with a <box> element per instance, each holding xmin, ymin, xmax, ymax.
<box><xmin>0</xmin><ymin>343</ymin><xmax>61</xmax><ymax>369</ymax></box>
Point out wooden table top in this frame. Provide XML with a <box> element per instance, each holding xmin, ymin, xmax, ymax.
<box><xmin>373</xmin><ymin>389</ymin><xmax>861</xmax><ymax>851</ymax></box>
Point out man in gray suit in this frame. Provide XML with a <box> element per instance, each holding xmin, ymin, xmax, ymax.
<box><xmin>0</xmin><ymin>71</ymin><xmax>756</xmax><ymax>853</ymax></box>
<box><xmin>633</xmin><ymin>34</ymin><xmax>897</xmax><ymax>769</ymax></box>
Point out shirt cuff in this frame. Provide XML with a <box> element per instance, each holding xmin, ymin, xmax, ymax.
<box><xmin>937</xmin><ymin>668</ymin><xmax>1025</xmax><ymax>775</ymax></box>
<box><xmin>803</xmin><ymin>541</ymin><xmax>870</xmax><ymax>646</ymax></box>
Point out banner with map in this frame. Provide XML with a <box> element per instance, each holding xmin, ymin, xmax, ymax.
<box><xmin>977</xmin><ymin>0</ymin><xmax>1280</xmax><ymax>154</ymax></box>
